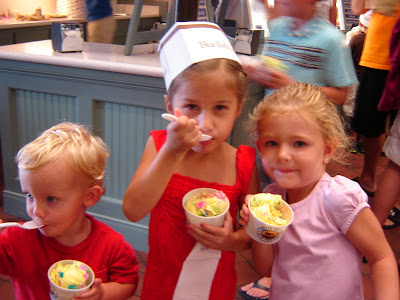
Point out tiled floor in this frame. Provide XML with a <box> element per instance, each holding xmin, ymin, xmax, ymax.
<box><xmin>1</xmin><ymin>151</ymin><xmax>400</xmax><ymax>299</ymax></box>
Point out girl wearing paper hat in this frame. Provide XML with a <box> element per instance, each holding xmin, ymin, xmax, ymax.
<box><xmin>123</xmin><ymin>22</ymin><xmax>260</xmax><ymax>300</ymax></box>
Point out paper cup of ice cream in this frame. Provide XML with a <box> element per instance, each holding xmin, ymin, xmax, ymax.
<box><xmin>182</xmin><ymin>188</ymin><xmax>230</xmax><ymax>227</ymax></box>
<box><xmin>48</xmin><ymin>260</ymin><xmax>95</xmax><ymax>300</ymax></box>
<box><xmin>245</xmin><ymin>193</ymin><xmax>294</xmax><ymax>244</ymax></box>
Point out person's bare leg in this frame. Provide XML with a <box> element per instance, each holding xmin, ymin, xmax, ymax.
<box><xmin>359</xmin><ymin>134</ymin><xmax>386</xmax><ymax>192</ymax></box>
<box><xmin>241</xmin><ymin>277</ymin><xmax>271</xmax><ymax>299</ymax></box>
<box><xmin>372</xmin><ymin>160</ymin><xmax>400</xmax><ymax>225</ymax></box>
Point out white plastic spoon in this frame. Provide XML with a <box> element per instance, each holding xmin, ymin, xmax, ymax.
<box><xmin>161</xmin><ymin>113</ymin><xmax>212</xmax><ymax>142</ymax></box>
<box><xmin>0</xmin><ymin>220</ymin><xmax>44</xmax><ymax>230</ymax></box>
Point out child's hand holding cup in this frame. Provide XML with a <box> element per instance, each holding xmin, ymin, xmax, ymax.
<box><xmin>48</xmin><ymin>259</ymin><xmax>95</xmax><ymax>300</ymax></box>
<box><xmin>244</xmin><ymin>193</ymin><xmax>294</xmax><ymax>244</ymax></box>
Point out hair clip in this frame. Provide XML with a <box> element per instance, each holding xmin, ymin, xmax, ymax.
<box><xmin>50</xmin><ymin>130</ymin><xmax>61</xmax><ymax>137</ymax></box>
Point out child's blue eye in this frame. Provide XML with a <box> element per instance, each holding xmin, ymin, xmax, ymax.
<box><xmin>47</xmin><ymin>196</ymin><xmax>56</xmax><ymax>203</ymax></box>
<box><xmin>215</xmin><ymin>105</ymin><xmax>227</xmax><ymax>110</ymax></box>
<box><xmin>294</xmin><ymin>141</ymin><xmax>306</xmax><ymax>147</ymax></box>
<box><xmin>266</xmin><ymin>141</ymin><xmax>278</xmax><ymax>147</ymax></box>
<box><xmin>186</xmin><ymin>104</ymin><xmax>197</xmax><ymax>110</ymax></box>
<box><xmin>26</xmin><ymin>193</ymin><xmax>34</xmax><ymax>200</ymax></box>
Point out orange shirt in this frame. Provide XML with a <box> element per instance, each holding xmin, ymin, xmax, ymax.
<box><xmin>360</xmin><ymin>10</ymin><xmax>400</xmax><ymax>70</ymax></box>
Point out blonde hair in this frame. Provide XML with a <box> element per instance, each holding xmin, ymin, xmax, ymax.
<box><xmin>250</xmin><ymin>82</ymin><xmax>350</xmax><ymax>164</ymax></box>
<box><xmin>16</xmin><ymin>122</ymin><xmax>110</xmax><ymax>192</ymax></box>
<box><xmin>168</xmin><ymin>58</ymin><xmax>248</xmax><ymax>106</ymax></box>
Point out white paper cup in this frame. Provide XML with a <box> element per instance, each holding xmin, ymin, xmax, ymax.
<box><xmin>182</xmin><ymin>188</ymin><xmax>230</xmax><ymax>227</ymax></box>
<box><xmin>245</xmin><ymin>195</ymin><xmax>294</xmax><ymax>244</ymax></box>
<box><xmin>48</xmin><ymin>260</ymin><xmax>95</xmax><ymax>300</ymax></box>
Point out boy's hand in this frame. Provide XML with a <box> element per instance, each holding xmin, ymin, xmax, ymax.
<box><xmin>239</xmin><ymin>194</ymin><xmax>252</xmax><ymax>227</ymax></box>
<box><xmin>74</xmin><ymin>278</ymin><xmax>104</xmax><ymax>300</ymax></box>
<box><xmin>186</xmin><ymin>212</ymin><xmax>237</xmax><ymax>251</ymax></box>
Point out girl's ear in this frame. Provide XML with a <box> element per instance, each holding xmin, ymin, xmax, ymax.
<box><xmin>323</xmin><ymin>139</ymin><xmax>337</xmax><ymax>164</ymax></box>
<box><xmin>83</xmin><ymin>185</ymin><xmax>103</xmax><ymax>208</ymax></box>
<box><xmin>164</xmin><ymin>94</ymin><xmax>173</xmax><ymax>114</ymax></box>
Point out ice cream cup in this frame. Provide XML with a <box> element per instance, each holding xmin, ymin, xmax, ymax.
<box><xmin>182</xmin><ymin>188</ymin><xmax>230</xmax><ymax>227</ymax></box>
<box><xmin>48</xmin><ymin>259</ymin><xmax>95</xmax><ymax>300</ymax></box>
<box><xmin>245</xmin><ymin>195</ymin><xmax>294</xmax><ymax>244</ymax></box>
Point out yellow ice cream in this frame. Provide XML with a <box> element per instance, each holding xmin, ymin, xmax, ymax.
<box><xmin>50</xmin><ymin>261</ymin><xmax>89</xmax><ymax>289</ymax></box>
<box><xmin>250</xmin><ymin>193</ymin><xmax>288</xmax><ymax>226</ymax></box>
<box><xmin>185</xmin><ymin>190</ymin><xmax>229</xmax><ymax>217</ymax></box>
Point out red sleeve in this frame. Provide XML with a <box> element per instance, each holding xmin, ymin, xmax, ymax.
<box><xmin>150</xmin><ymin>130</ymin><xmax>167</xmax><ymax>152</ymax></box>
<box><xmin>90</xmin><ymin>218</ymin><xmax>139</xmax><ymax>286</ymax></box>
<box><xmin>107</xmin><ymin>238</ymin><xmax>139</xmax><ymax>286</ymax></box>
<box><xmin>0</xmin><ymin>227</ymin><xmax>17</xmax><ymax>276</ymax></box>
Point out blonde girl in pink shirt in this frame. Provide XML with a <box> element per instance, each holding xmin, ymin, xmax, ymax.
<box><xmin>240</xmin><ymin>82</ymin><xmax>398</xmax><ymax>300</ymax></box>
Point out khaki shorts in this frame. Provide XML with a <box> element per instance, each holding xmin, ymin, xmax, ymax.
<box><xmin>87</xmin><ymin>15</ymin><xmax>116</xmax><ymax>43</ymax></box>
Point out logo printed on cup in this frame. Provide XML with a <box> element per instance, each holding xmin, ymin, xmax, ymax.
<box><xmin>50</xmin><ymin>286</ymin><xmax>59</xmax><ymax>299</ymax></box>
<box><xmin>256</xmin><ymin>227</ymin><xmax>282</xmax><ymax>243</ymax></box>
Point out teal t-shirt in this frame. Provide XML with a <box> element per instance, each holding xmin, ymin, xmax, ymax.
<box><xmin>261</xmin><ymin>16</ymin><xmax>358</xmax><ymax>95</ymax></box>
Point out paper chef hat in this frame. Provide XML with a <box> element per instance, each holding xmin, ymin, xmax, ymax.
<box><xmin>158</xmin><ymin>21</ymin><xmax>241</xmax><ymax>90</ymax></box>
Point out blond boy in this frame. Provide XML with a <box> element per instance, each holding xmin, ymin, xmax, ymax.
<box><xmin>0</xmin><ymin>122</ymin><xmax>138</xmax><ymax>300</ymax></box>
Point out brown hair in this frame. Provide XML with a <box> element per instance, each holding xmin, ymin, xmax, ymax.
<box><xmin>168</xmin><ymin>58</ymin><xmax>248</xmax><ymax>105</ymax></box>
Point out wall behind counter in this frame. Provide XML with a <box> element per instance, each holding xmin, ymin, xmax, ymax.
<box><xmin>2</xmin><ymin>0</ymin><xmax>57</xmax><ymax>15</ymax></box>
<box><xmin>1</xmin><ymin>0</ymin><xmax>170</xmax><ymax>17</ymax></box>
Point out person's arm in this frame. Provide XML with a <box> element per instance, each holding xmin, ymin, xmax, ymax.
<box><xmin>122</xmin><ymin>137</ymin><xmax>184</xmax><ymax>221</ymax></box>
<box><xmin>352</xmin><ymin>0</ymin><xmax>367</xmax><ymax>15</ymax></box>
<box><xmin>251</xmin><ymin>240</ymin><xmax>275</xmax><ymax>277</ymax></box>
<box><xmin>187</xmin><ymin>164</ymin><xmax>260</xmax><ymax>252</ymax></box>
<box><xmin>123</xmin><ymin>115</ymin><xmax>202</xmax><ymax>222</ymax></box>
<box><xmin>329</xmin><ymin>0</ymin><xmax>337</xmax><ymax>25</ymax></box>
<box><xmin>320</xmin><ymin>86</ymin><xmax>348</xmax><ymax>105</ymax></box>
<box><xmin>265</xmin><ymin>1</ymin><xmax>282</xmax><ymax>21</ymax></box>
<box><xmin>346</xmin><ymin>208</ymin><xmax>399</xmax><ymax>300</ymax></box>
<box><xmin>244</xmin><ymin>62</ymin><xmax>349</xmax><ymax>105</ymax></box>
<box><xmin>243</xmin><ymin>64</ymin><xmax>295</xmax><ymax>90</ymax></box>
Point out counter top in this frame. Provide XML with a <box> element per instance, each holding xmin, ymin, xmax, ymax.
<box><xmin>0</xmin><ymin>40</ymin><xmax>163</xmax><ymax>78</ymax></box>
<box><xmin>0</xmin><ymin>5</ymin><xmax>160</xmax><ymax>29</ymax></box>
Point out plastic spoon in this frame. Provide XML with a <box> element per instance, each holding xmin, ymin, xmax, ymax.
<box><xmin>0</xmin><ymin>220</ymin><xmax>44</xmax><ymax>230</ymax></box>
<box><xmin>161</xmin><ymin>113</ymin><xmax>212</xmax><ymax>141</ymax></box>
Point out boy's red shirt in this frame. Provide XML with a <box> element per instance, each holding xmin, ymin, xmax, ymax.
<box><xmin>0</xmin><ymin>214</ymin><xmax>138</xmax><ymax>300</ymax></box>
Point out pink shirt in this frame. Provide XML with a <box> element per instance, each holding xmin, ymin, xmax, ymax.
<box><xmin>264</xmin><ymin>173</ymin><xmax>369</xmax><ymax>300</ymax></box>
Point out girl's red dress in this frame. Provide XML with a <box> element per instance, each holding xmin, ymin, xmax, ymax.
<box><xmin>141</xmin><ymin>130</ymin><xmax>256</xmax><ymax>300</ymax></box>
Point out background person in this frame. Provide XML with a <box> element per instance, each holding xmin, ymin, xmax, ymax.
<box><xmin>350</xmin><ymin>0</ymin><xmax>400</xmax><ymax>196</ymax></box>
<box><xmin>86</xmin><ymin>0</ymin><xmax>116</xmax><ymax>43</ymax></box>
